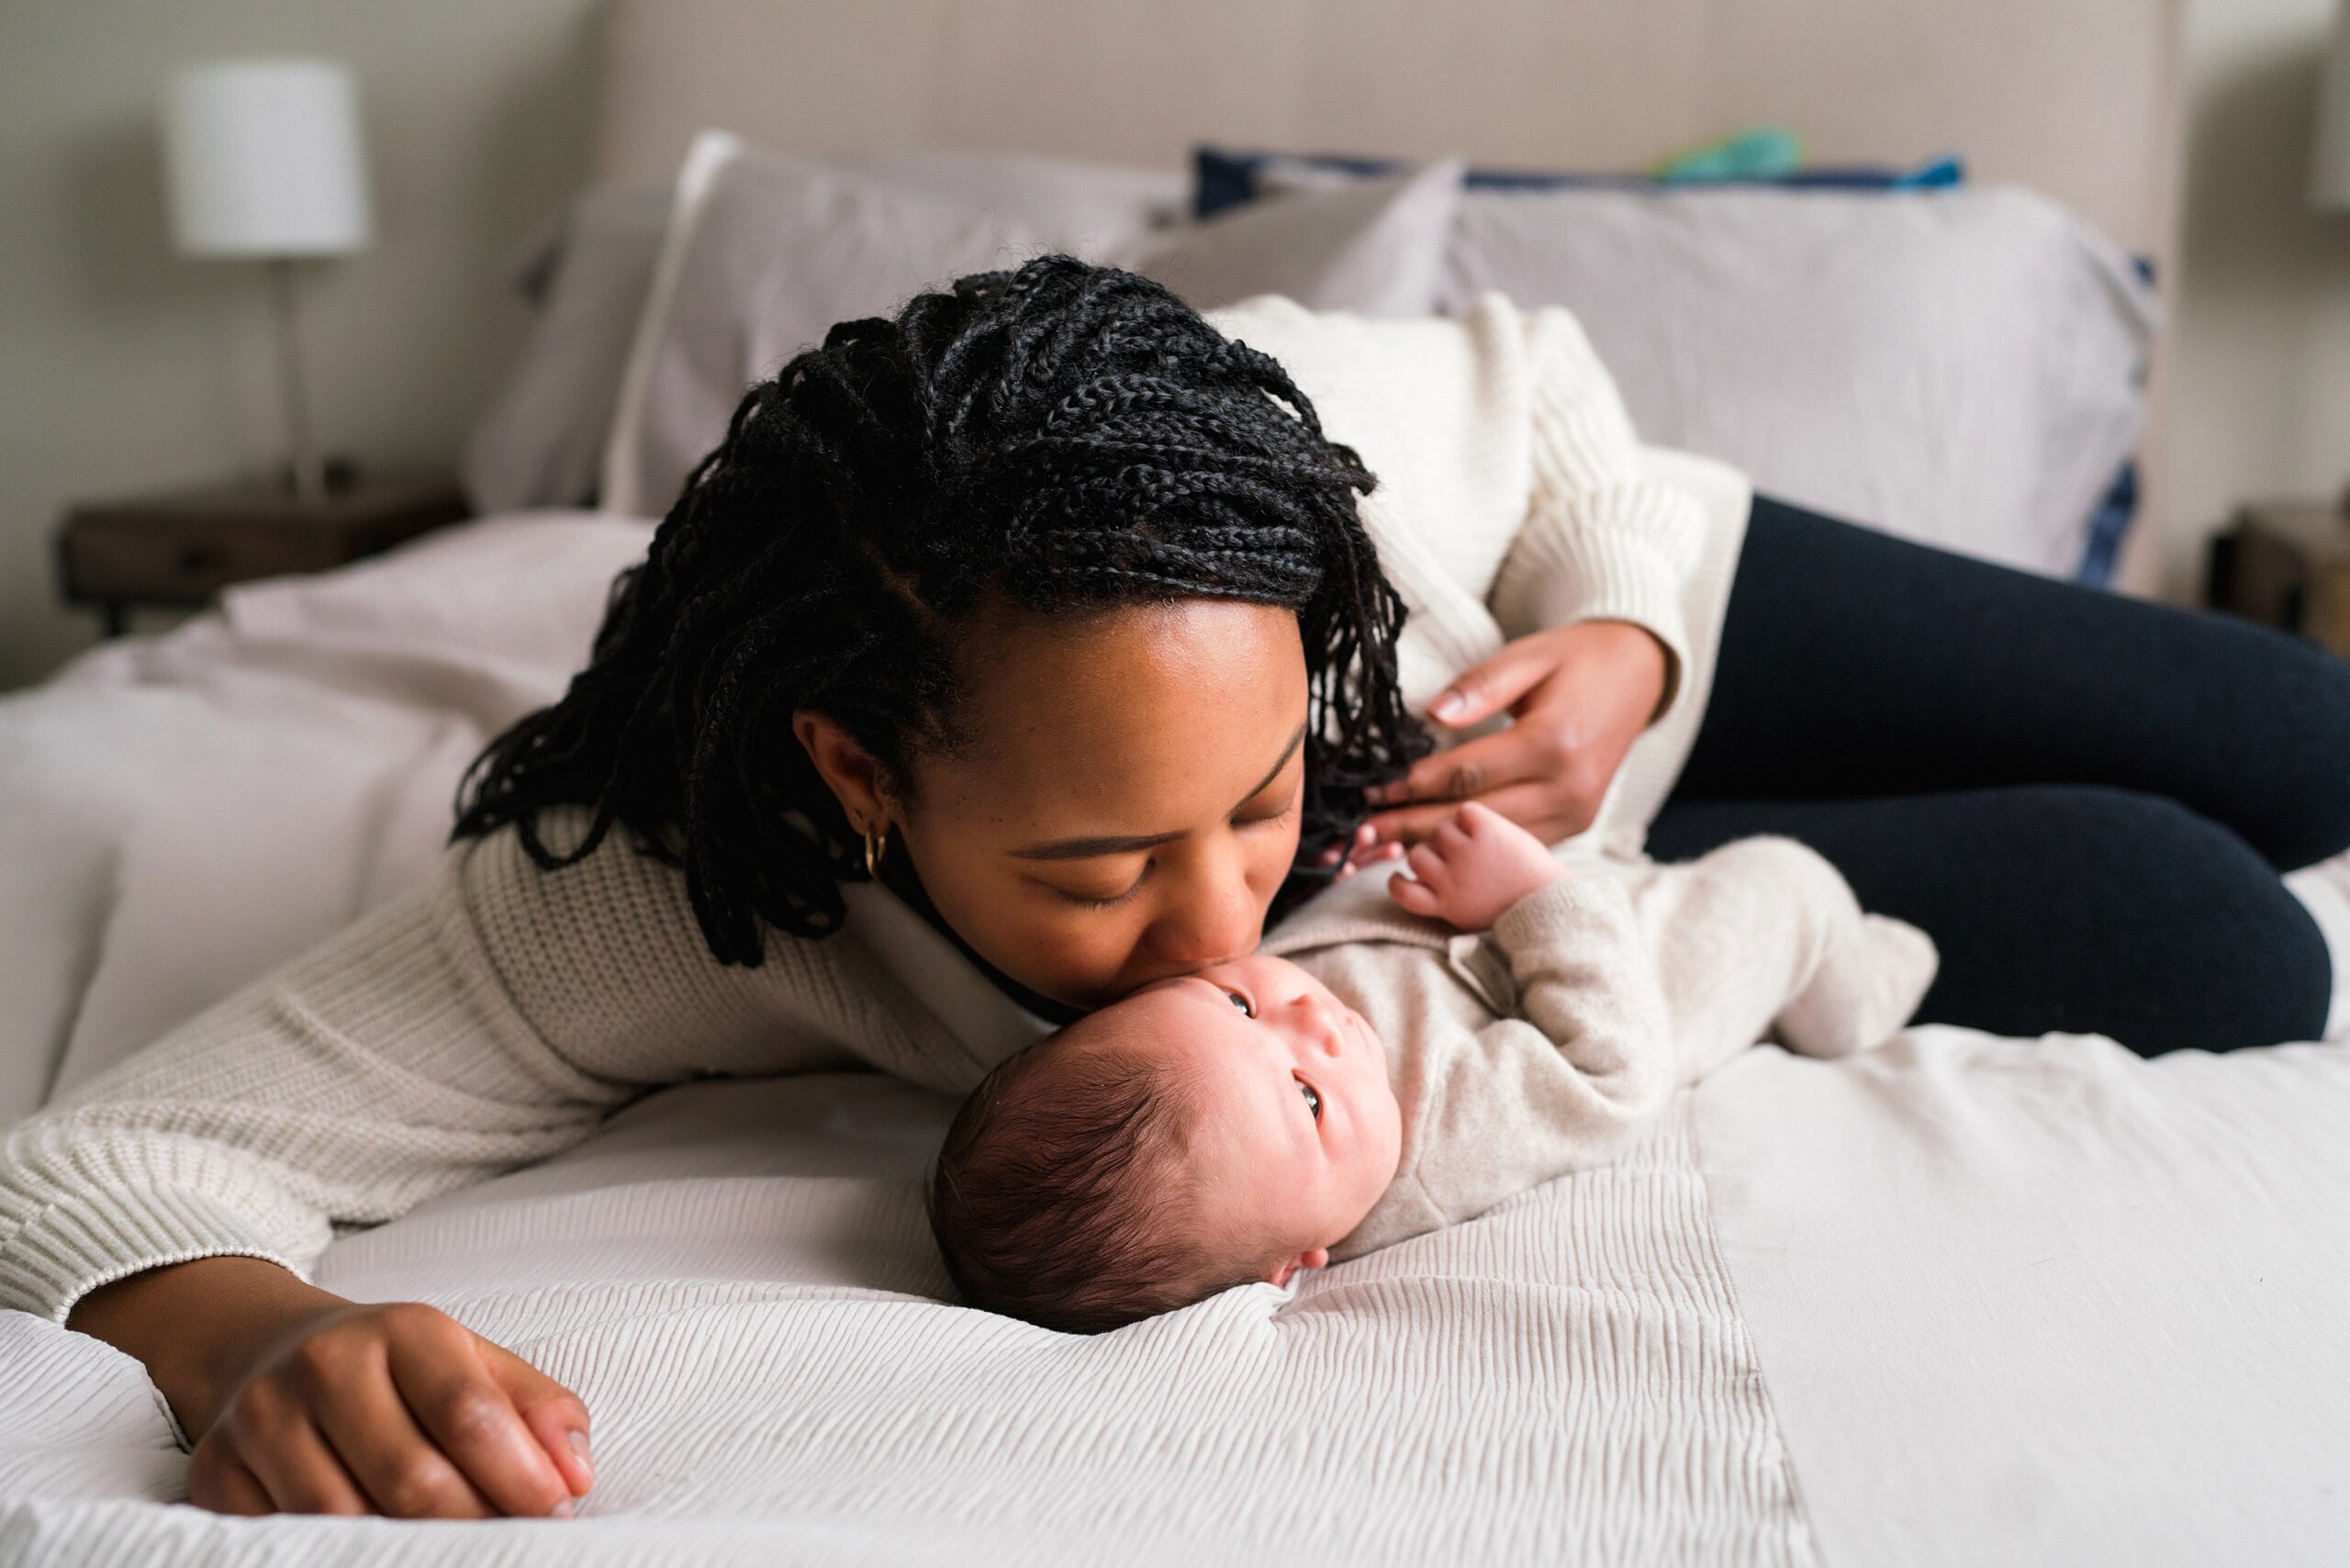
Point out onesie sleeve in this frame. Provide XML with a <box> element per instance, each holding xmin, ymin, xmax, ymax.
<box><xmin>1311</xmin><ymin>875</ymin><xmax>1675</xmax><ymax>1260</ymax></box>
<box><xmin>1485</xmin><ymin>300</ymin><xmax>1710</xmax><ymax>722</ymax></box>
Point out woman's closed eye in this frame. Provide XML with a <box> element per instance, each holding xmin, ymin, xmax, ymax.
<box><xmin>1050</xmin><ymin>859</ymin><xmax>1152</xmax><ymax>909</ymax></box>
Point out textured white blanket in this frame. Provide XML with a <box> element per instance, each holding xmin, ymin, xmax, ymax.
<box><xmin>0</xmin><ymin>1072</ymin><xmax>1815</xmax><ymax>1565</ymax></box>
<box><xmin>6</xmin><ymin>1031</ymin><xmax>2348</xmax><ymax>1565</ymax></box>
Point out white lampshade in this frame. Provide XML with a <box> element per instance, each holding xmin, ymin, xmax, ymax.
<box><xmin>2317</xmin><ymin>2</ymin><xmax>2350</xmax><ymax>208</ymax></box>
<box><xmin>163</xmin><ymin>59</ymin><xmax>373</xmax><ymax>258</ymax></box>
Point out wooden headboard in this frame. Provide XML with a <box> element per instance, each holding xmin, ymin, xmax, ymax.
<box><xmin>591</xmin><ymin>0</ymin><xmax>2186</xmax><ymax>588</ymax></box>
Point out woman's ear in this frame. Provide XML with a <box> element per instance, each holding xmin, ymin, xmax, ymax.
<box><xmin>792</xmin><ymin>711</ymin><xmax>892</xmax><ymax>832</ymax></box>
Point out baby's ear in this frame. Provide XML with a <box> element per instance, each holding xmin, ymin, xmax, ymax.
<box><xmin>1266</xmin><ymin>1248</ymin><xmax>1331</xmax><ymax>1288</ymax></box>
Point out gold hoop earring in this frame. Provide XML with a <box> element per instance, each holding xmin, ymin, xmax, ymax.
<box><xmin>863</xmin><ymin>821</ymin><xmax>890</xmax><ymax>879</ymax></box>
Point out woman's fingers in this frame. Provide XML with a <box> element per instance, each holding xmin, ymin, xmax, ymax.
<box><xmin>1423</xmin><ymin>639</ymin><xmax>1563</xmax><ymax>730</ymax></box>
<box><xmin>1364</xmin><ymin>726</ymin><xmax>1557</xmax><ymax>811</ymax></box>
<box><xmin>386</xmin><ymin>1308</ymin><xmax>579</xmax><ymax>1518</ymax></box>
<box><xmin>1365</xmin><ymin>780</ymin><xmax>1583</xmax><ymax>849</ymax></box>
<box><xmin>218</xmin><ymin>1384</ymin><xmax>373</xmax><ymax>1517</ymax></box>
<box><xmin>480</xmin><ymin>1338</ymin><xmax>595</xmax><ymax>1500</ymax></box>
<box><xmin>308</xmin><ymin>1340</ymin><xmax>497</xmax><ymax>1518</ymax></box>
<box><xmin>186</xmin><ymin>1440</ymin><xmax>275</xmax><ymax>1517</ymax></box>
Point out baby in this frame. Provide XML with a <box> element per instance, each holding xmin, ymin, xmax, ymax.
<box><xmin>926</xmin><ymin>802</ymin><xmax>1936</xmax><ymax>1333</ymax></box>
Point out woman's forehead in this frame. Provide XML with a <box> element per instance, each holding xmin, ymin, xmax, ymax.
<box><xmin>933</xmin><ymin>599</ymin><xmax>1308</xmax><ymax>820</ymax></box>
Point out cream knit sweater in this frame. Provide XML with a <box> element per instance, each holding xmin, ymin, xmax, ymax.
<box><xmin>1262</xmin><ymin>838</ymin><xmax>1938</xmax><ymax>1262</ymax></box>
<box><xmin>0</xmin><ymin>293</ymin><xmax>1751</xmax><ymax>1324</ymax></box>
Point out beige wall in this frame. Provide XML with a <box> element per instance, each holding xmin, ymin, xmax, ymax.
<box><xmin>2168</xmin><ymin>0</ymin><xmax>2350</xmax><ymax>598</ymax></box>
<box><xmin>0</xmin><ymin>0</ymin><xmax>602</xmax><ymax>688</ymax></box>
<box><xmin>2</xmin><ymin>1</ymin><xmax>2345</xmax><ymax>688</ymax></box>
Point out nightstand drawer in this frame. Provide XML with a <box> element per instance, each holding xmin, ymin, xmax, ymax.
<box><xmin>60</xmin><ymin>514</ymin><xmax>354</xmax><ymax>604</ymax></box>
<box><xmin>56</xmin><ymin>477</ymin><xmax>468</xmax><ymax>622</ymax></box>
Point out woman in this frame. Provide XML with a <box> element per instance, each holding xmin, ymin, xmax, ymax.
<box><xmin>10</xmin><ymin>257</ymin><xmax>2348</xmax><ymax>1520</ymax></box>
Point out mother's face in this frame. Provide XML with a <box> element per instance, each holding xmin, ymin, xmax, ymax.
<box><xmin>861</xmin><ymin>599</ymin><xmax>1308</xmax><ymax>1010</ymax></box>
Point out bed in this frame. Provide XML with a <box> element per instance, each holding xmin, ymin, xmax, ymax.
<box><xmin>8</xmin><ymin>1</ymin><xmax>2350</xmax><ymax>1563</ymax></box>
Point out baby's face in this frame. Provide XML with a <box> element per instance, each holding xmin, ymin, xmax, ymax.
<box><xmin>1101</xmin><ymin>954</ymin><xmax>1404</xmax><ymax>1282</ymax></box>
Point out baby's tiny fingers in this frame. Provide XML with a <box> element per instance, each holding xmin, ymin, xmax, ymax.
<box><xmin>1390</xmin><ymin>877</ymin><xmax>1438</xmax><ymax>916</ymax></box>
<box><xmin>1406</xmin><ymin>843</ymin><xmax>1447</xmax><ymax>887</ymax></box>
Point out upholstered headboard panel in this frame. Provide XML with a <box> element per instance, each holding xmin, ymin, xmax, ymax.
<box><xmin>591</xmin><ymin>0</ymin><xmax>2185</xmax><ymax>588</ymax></box>
<box><xmin>595</xmin><ymin>0</ymin><xmax>2182</xmax><ymax>274</ymax></box>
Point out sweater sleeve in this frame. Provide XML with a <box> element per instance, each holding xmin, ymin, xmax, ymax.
<box><xmin>1317</xmin><ymin>876</ymin><xmax>1676</xmax><ymax>1260</ymax></box>
<box><xmin>1485</xmin><ymin>300</ymin><xmax>1710</xmax><ymax>722</ymax></box>
<box><xmin>0</xmin><ymin>825</ymin><xmax>866</xmax><ymax>1324</ymax></box>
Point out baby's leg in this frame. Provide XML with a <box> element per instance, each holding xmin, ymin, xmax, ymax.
<box><xmin>1619</xmin><ymin>837</ymin><xmax>1938</xmax><ymax>1078</ymax></box>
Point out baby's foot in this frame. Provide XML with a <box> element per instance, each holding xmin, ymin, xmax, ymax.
<box><xmin>1774</xmin><ymin>914</ymin><xmax>1938</xmax><ymax>1058</ymax></box>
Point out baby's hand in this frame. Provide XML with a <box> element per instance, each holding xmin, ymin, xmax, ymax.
<box><xmin>1386</xmin><ymin>801</ymin><xmax>1568</xmax><ymax>932</ymax></box>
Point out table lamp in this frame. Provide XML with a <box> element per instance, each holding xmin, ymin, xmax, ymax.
<box><xmin>162</xmin><ymin>59</ymin><xmax>373</xmax><ymax>503</ymax></box>
<box><xmin>2320</xmin><ymin>5</ymin><xmax>2350</xmax><ymax>518</ymax></box>
<box><xmin>2320</xmin><ymin>3</ymin><xmax>2350</xmax><ymax>209</ymax></box>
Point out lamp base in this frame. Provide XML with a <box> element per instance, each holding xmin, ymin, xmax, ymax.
<box><xmin>271</xmin><ymin>454</ymin><xmax>363</xmax><ymax>499</ymax></box>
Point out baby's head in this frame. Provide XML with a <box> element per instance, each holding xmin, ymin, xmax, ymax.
<box><xmin>926</xmin><ymin>954</ymin><xmax>1404</xmax><ymax>1332</ymax></box>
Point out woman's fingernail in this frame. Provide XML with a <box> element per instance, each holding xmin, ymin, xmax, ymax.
<box><xmin>569</xmin><ymin>1429</ymin><xmax>594</xmax><ymax>1481</ymax></box>
<box><xmin>550</xmin><ymin>1497</ymin><xmax>575</xmax><ymax>1518</ymax></box>
<box><xmin>1431</xmin><ymin>691</ymin><xmax>1466</xmax><ymax>720</ymax></box>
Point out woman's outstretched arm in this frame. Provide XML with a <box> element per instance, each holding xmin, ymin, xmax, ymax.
<box><xmin>3</xmin><ymin>814</ymin><xmax>859</xmax><ymax>1515</ymax></box>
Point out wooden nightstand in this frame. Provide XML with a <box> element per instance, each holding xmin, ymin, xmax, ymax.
<box><xmin>55</xmin><ymin>475</ymin><xmax>468</xmax><ymax>636</ymax></box>
<box><xmin>2207</xmin><ymin>495</ymin><xmax>2350</xmax><ymax>659</ymax></box>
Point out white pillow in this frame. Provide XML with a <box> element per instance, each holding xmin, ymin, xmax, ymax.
<box><xmin>601</xmin><ymin>137</ymin><xmax>1463</xmax><ymax>518</ymax></box>
<box><xmin>1107</xmin><ymin>158</ymin><xmax>1462</xmax><ymax>317</ymax></box>
<box><xmin>1443</xmin><ymin>184</ymin><xmax>2160</xmax><ymax>577</ymax></box>
<box><xmin>468</xmin><ymin>151</ymin><xmax>1184</xmax><ymax>516</ymax></box>
<box><xmin>602</xmin><ymin>134</ymin><xmax>1062</xmax><ymax>518</ymax></box>
<box><xmin>822</xmin><ymin>148</ymin><xmax>1185</xmax><ymax>245</ymax></box>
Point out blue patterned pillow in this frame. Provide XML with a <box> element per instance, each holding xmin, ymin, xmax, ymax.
<box><xmin>1192</xmin><ymin>145</ymin><xmax>1964</xmax><ymax>219</ymax></box>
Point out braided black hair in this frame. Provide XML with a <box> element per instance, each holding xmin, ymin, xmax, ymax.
<box><xmin>454</xmin><ymin>254</ymin><xmax>1430</xmax><ymax>965</ymax></box>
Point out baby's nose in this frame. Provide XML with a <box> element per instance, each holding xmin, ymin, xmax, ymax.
<box><xmin>1298</xmin><ymin>1000</ymin><xmax>1345</xmax><ymax>1056</ymax></box>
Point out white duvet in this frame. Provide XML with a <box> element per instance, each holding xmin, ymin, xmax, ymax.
<box><xmin>2</xmin><ymin>518</ymin><xmax>2346</xmax><ymax>1564</ymax></box>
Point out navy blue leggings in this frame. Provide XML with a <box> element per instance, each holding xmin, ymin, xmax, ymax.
<box><xmin>1648</xmin><ymin>498</ymin><xmax>2350</xmax><ymax>1055</ymax></box>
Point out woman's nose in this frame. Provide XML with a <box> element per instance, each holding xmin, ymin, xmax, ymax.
<box><xmin>1148</xmin><ymin>862</ymin><xmax>1260</xmax><ymax>970</ymax></box>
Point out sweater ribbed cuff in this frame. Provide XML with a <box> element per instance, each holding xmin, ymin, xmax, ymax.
<box><xmin>0</xmin><ymin>1186</ymin><xmax>303</xmax><ymax>1325</ymax></box>
<box><xmin>1506</xmin><ymin>509</ymin><xmax>1695</xmax><ymax>722</ymax></box>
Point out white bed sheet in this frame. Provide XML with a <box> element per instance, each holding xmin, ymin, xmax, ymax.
<box><xmin>0</xmin><ymin>512</ymin><xmax>653</xmax><ymax>1125</ymax></box>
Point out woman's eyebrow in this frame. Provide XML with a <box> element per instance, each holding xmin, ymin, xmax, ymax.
<box><xmin>1006</xmin><ymin>722</ymin><xmax>1308</xmax><ymax>860</ymax></box>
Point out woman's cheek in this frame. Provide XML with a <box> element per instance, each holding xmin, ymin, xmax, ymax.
<box><xmin>1027</xmin><ymin>904</ymin><xmax>1146</xmax><ymax>999</ymax></box>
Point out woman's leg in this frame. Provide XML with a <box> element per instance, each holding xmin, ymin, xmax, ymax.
<box><xmin>1647</xmin><ymin>787</ymin><xmax>2332</xmax><ymax>1055</ymax></box>
<box><xmin>1673</xmin><ymin>498</ymin><xmax>2350</xmax><ymax>869</ymax></box>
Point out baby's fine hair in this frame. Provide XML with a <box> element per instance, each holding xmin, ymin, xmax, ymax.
<box><xmin>926</xmin><ymin>1028</ymin><xmax>1268</xmax><ymax>1334</ymax></box>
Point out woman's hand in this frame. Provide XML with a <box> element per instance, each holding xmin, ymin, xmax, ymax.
<box><xmin>1388</xmin><ymin>801</ymin><xmax>1569</xmax><ymax>932</ymax></box>
<box><xmin>1356</xmin><ymin>620</ymin><xmax>1670</xmax><ymax>851</ymax></box>
<box><xmin>70</xmin><ymin>1256</ymin><xmax>592</xmax><ymax>1518</ymax></box>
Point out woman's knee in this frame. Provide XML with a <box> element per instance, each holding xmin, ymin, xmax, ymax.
<box><xmin>2264</xmin><ymin>635</ymin><xmax>2350</xmax><ymax>868</ymax></box>
<box><xmin>2017</xmin><ymin>787</ymin><xmax>2331</xmax><ymax>1051</ymax></box>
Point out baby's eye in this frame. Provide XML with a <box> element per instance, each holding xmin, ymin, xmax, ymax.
<box><xmin>1299</xmin><ymin>1081</ymin><xmax>1323</xmax><ymax>1120</ymax></box>
<box><xmin>1227</xmin><ymin>989</ymin><xmax>1255</xmax><ymax>1018</ymax></box>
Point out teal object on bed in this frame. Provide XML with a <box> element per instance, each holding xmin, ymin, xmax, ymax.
<box><xmin>1654</xmin><ymin>128</ymin><xmax>1806</xmax><ymax>183</ymax></box>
